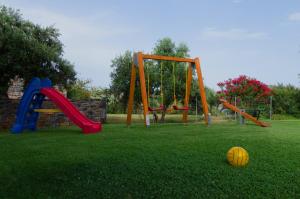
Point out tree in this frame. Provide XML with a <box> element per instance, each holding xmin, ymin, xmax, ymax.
<box><xmin>187</xmin><ymin>79</ymin><xmax>217</xmax><ymax>115</ymax></box>
<box><xmin>90</xmin><ymin>86</ymin><xmax>110</xmax><ymax>100</ymax></box>
<box><xmin>110</xmin><ymin>51</ymin><xmax>137</xmax><ymax>113</ymax></box>
<box><xmin>109</xmin><ymin>39</ymin><xmax>190</xmax><ymax>116</ymax></box>
<box><xmin>67</xmin><ymin>79</ymin><xmax>91</xmax><ymax>100</ymax></box>
<box><xmin>217</xmin><ymin>75</ymin><xmax>272</xmax><ymax>110</ymax></box>
<box><xmin>0</xmin><ymin>6</ymin><xmax>76</xmax><ymax>97</ymax></box>
<box><xmin>271</xmin><ymin>84</ymin><xmax>300</xmax><ymax>116</ymax></box>
<box><xmin>109</xmin><ymin>38</ymin><xmax>211</xmax><ymax>120</ymax></box>
<box><xmin>151</xmin><ymin>38</ymin><xmax>190</xmax><ymax>121</ymax></box>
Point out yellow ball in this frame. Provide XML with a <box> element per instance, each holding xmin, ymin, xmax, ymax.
<box><xmin>227</xmin><ymin>147</ymin><xmax>249</xmax><ymax>167</ymax></box>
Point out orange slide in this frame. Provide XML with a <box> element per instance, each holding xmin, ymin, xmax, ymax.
<box><xmin>219</xmin><ymin>99</ymin><xmax>270</xmax><ymax>127</ymax></box>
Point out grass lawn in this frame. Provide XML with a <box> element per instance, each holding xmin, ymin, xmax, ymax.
<box><xmin>0</xmin><ymin>121</ymin><xmax>299</xmax><ymax>198</ymax></box>
<box><xmin>106</xmin><ymin>113</ymin><xmax>206</xmax><ymax>123</ymax></box>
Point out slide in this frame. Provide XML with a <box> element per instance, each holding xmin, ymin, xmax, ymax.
<box><xmin>11</xmin><ymin>77</ymin><xmax>102</xmax><ymax>134</ymax></box>
<box><xmin>11</xmin><ymin>78</ymin><xmax>48</xmax><ymax>133</ymax></box>
<box><xmin>40</xmin><ymin>88</ymin><xmax>101</xmax><ymax>134</ymax></box>
<box><xmin>219</xmin><ymin>99</ymin><xmax>270</xmax><ymax>127</ymax></box>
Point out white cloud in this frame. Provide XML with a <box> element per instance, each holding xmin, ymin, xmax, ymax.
<box><xmin>15</xmin><ymin>7</ymin><xmax>140</xmax><ymax>87</ymax></box>
<box><xmin>22</xmin><ymin>9</ymin><xmax>137</xmax><ymax>40</ymax></box>
<box><xmin>200</xmin><ymin>28</ymin><xmax>268</xmax><ymax>40</ymax></box>
<box><xmin>288</xmin><ymin>12</ymin><xmax>300</xmax><ymax>21</ymax></box>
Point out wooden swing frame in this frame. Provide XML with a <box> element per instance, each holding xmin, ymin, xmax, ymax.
<box><xmin>126</xmin><ymin>52</ymin><xmax>209</xmax><ymax>126</ymax></box>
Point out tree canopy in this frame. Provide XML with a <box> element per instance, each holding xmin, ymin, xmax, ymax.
<box><xmin>271</xmin><ymin>84</ymin><xmax>300</xmax><ymax>116</ymax></box>
<box><xmin>110</xmin><ymin>51</ymin><xmax>135</xmax><ymax>113</ymax></box>
<box><xmin>67</xmin><ymin>79</ymin><xmax>91</xmax><ymax>100</ymax></box>
<box><xmin>109</xmin><ymin>38</ymin><xmax>192</xmax><ymax>115</ymax></box>
<box><xmin>150</xmin><ymin>38</ymin><xmax>190</xmax><ymax>109</ymax></box>
<box><xmin>109</xmin><ymin>38</ymin><xmax>216</xmax><ymax>119</ymax></box>
<box><xmin>217</xmin><ymin>75</ymin><xmax>272</xmax><ymax>109</ymax></box>
<box><xmin>0</xmin><ymin>6</ymin><xmax>76</xmax><ymax>97</ymax></box>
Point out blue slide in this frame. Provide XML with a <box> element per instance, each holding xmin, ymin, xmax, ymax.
<box><xmin>11</xmin><ymin>78</ymin><xmax>52</xmax><ymax>133</ymax></box>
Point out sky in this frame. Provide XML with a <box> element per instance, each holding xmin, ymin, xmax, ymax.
<box><xmin>1</xmin><ymin>0</ymin><xmax>300</xmax><ymax>90</ymax></box>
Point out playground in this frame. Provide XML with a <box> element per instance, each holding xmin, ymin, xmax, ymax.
<box><xmin>1</xmin><ymin>1</ymin><xmax>300</xmax><ymax>198</ymax></box>
<box><xmin>1</xmin><ymin>52</ymin><xmax>299</xmax><ymax>198</ymax></box>
<box><xmin>0</xmin><ymin>121</ymin><xmax>299</xmax><ymax>198</ymax></box>
<box><xmin>1</xmin><ymin>51</ymin><xmax>298</xmax><ymax>198</ymax></box>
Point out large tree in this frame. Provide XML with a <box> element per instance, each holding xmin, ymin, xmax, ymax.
<box><xmin>110</xmin><ymin>38</ymin><xmax>213</xmax><ymax>120</ymax></box>
<box><xmin>217</xmin><ymin>75</ymin><xmax>272</xmax><ymax>111</ymax></box>
<box><xmin>0</xmin><ymin>6</ymin><xmax>76</xmax><ymax>97</ymax></box>
<box><xmin>110</xmin><ymin>38</ymin><xmax>217</xmax><ymax>120</ymax></box>
<box><xmin>149</xmin><ymin>38</ymin><xmax>191</xmax><ymax>121</ymax></box>
<box><xmin>271</xmin><ymin>84</ymin><xmax>300</xmax><ymax>116</ymax></box>
<box><xmin>110</xmin><ymin>51</ymin><xmax>137</xmax><ymax>113</ymax></box>
<box><xmin>109</xmin><ymin>38</ymin><xmax>191</xmax><ymax>117</ymax></box>
<box><xmin>186</xmin><ymin>78</ymin><xmax>217</xmax><ymax>115</ymax></box>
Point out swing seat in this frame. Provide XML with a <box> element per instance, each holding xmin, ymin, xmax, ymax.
<box><xmin>172</xmin><ymin>105</ymin><xmax>189</xmax><ymax>111</ymax></box>
<box><xmin>148</xmin><ymin>105</ymin><xmax>165</xmax><ymax>112</ymax></box>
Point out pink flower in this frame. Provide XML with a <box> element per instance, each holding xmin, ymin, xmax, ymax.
<box><xmin>217</xmin><ymin>82</ymin><xmax>225</xmax><ymax>87</ymax></box>
<box><xmin>216</xmin><ymin>75</ymin><xmax>272</xmax><ymax>101</ymax></box>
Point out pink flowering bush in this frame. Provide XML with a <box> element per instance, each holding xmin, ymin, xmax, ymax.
<box><xmin>217</xmin><ymin>75</ymin><xmax>272</xmax><ymax>109</ymax></box>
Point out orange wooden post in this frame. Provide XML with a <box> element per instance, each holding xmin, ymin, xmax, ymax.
<box><xmin>182</xmin><ymin>63</ymin><xmax>193</xmax><ymax>122</ymax></box>
<box><xmin>194</xmin><ymin>58</ymin><xmax>209</xmax><ymax>125</ymax></box>
<box><xmin>137</xmin><ymin>52</ymin><xmax>150</xmax><ymax>126</ymax></box>
<box><xmin>126</xmin><ymin>62</ymin><xmax>137</xmax><ymax>125</ymax></box>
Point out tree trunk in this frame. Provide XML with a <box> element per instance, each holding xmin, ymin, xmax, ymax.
<box><xmin>160</xmin><ymin>109</ymin><xmax>166</xmax><ymax>122</ymax></box>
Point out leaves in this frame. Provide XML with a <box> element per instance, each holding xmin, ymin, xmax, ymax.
<box><xmin>217</xmin><ymin>75</ymin><xmax>272</xmax><ymax>109</ymax></box>
<box><xmin>271</xmin><ymin>84</ymin><xmax>300</xmax><ymax>116</ymax></box>
<box><xmin>110</xmin><ymin>51</ymin><xmax>135</xmax><ymax>113</ymax></box>
<box><xmin>152</xmin><ymin>38</ymin><xmax>190</xmax><ymax>108</ymax></box>
<box><xmin>0</xmin><ymin>6</ymin><xmax>76</xmax><ymax>97</ymax></box>
<box><xmin>109</xmin><ymin>38</ymin><xmax>191</xmax><ymax>114</ymax></box>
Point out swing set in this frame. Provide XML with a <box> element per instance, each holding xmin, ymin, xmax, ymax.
<box><xmin>146</xmin><ymin>61</ymin><xmax>190</xmax><ymax>112</ymax></box>
<box><xmin>127</xmin><ymin>52</ymin><xmax>209</xmax><ymax>126</ymax></box>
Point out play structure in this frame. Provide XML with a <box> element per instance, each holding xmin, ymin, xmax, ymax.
<box><xmin>219</xmin><ymin>99</ymin><xmax>269</xmax><ymax>127</ymax></box>
<box><xmin>127</xmin><ymin>52</ymin><xmax>209</xmax><ymax>126</ymax></box>
<box><xmin>11</xmin><ymin>78</ymin><xmax>102</xmax><ymax>134</ymax></box>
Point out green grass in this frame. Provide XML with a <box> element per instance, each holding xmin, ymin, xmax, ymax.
<box><xmin>0</xmin><ymin>121</ymin><xmax>300</xmax><ymax>198</ymax></box>
<box><xmin>271</xmin><ymin>114</ymin><xmax>300</xmax><ymax>120</ymax></box>
<box><xmin>106</xmin><ymin>113</ymin><xmax>205</xmax><ymax>123</ymax></box>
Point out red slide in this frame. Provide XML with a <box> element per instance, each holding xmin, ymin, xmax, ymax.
<box><xmin>40</xmin><ymin>88</ymin><xmax>102</xmax><ymax>134</ymax></box>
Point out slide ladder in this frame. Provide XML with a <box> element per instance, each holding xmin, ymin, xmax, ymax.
<box><xmin>11</xmin><ymin>78</ymin><xmax>50</xmax><ymax>133</ymax></box>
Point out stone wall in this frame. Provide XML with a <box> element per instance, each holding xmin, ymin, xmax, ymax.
<box><xmin>0</xmin><ymin>98</ymin><xmax>106</xmax><ymax>130</ymax></box>
<box><xmin>7</xmin><ymin>76</ymin><xmax>24</xmax><ymax>99</ymax></box>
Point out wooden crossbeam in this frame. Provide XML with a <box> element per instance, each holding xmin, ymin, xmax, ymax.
<box><xmin>142</xmin><ymin>54</ymin><xmax>195</xmax><ymax>63</ymax></box>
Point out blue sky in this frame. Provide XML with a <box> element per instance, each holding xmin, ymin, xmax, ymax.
<box><xmin>2</xmin><ymin>0</ymin><xmax>300</xmax><ymax>89</ymax></box>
